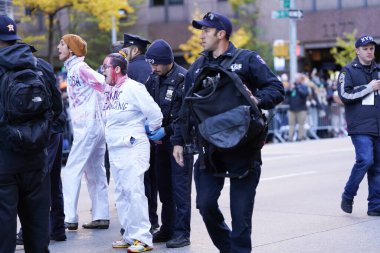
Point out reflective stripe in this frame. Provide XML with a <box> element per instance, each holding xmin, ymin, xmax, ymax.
<box><xmin>339</xmin><ymin>72</ymin><xmax>373</xmax><ymax>100</ymax></box>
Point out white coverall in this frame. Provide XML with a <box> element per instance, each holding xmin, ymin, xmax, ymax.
<box><xmin>103</xmin><ymin>76</ymin><xmax>162</xmax><ymax>247</ymax></box>
<box><xmin>63</xmin><ymin>56</ymin><xmax>109</xmax><ymax>223</ymax></box>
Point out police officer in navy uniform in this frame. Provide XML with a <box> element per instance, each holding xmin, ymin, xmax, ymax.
<box><xmin>145</xmin><ymin>39</ymin><xmax>193</xmax><ymax>248</ymax></box>
<box><xmin>172</xmin><ymin>12</ymin><xmax>284</xmax><ymax>253</ymax></box>
<box><xmin>121</xmin><ymin>33</ymin><xmax>160</xmax><ymax>232</ymax></box>
<box><xmin>122</xmin><ymin>33</ymin><xmax>152</xmax><ymax>83</ymax></box>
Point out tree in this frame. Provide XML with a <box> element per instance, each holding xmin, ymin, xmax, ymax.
<box><xmin>228</xmin><ymin>0</ymin><xmax>273</xmax><ymax>69</ymax></box>
<box><xmin>13</xmin><ymin>0</ymin><xmax>134</xmax><ymax>64</ymax></box>
<box><xmin>179</xmin><ymin>0</ymin><xmax>273</xmax><ymax>68</ymax></box>
<box><xmin>330</xmin><ymin>30</ymin><xmax>357</xmax><ymax>68</ymax></box>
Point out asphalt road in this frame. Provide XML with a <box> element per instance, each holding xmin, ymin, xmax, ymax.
<box><xmin>16</xmin><ymin>137</ymin><xmax>380</xmax><ymax>252</ymax></box>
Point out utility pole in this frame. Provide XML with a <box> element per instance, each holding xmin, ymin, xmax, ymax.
<box><xmin>111</xmin><ymin>15</ymin><xmax>116</xmax><ymax>44</ymax></box>
<box><xmin>164</xmin><ymin>0</ymin><xmax>169</xmax><ymax>23</ymax></box>
<box><xmin>289</xmin><ymin>0</ymin><xmax>297</xmax><ymax>84</ymax></box>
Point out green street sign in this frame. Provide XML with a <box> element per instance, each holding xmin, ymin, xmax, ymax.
<box><xmin>282</xmin><ymin>0</ymin><xmax>290</xmax><ymax>9</ymax></box>
<box><xmin>272</xmin><ymin>10</ymin><xmax>289</xmax><ymax>19</ymax></box>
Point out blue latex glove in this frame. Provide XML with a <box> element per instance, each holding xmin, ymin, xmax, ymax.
<box><xmin>148</xmin><ymin>127</ymin><xmax>166</xmax><ymax>141</ymax></box>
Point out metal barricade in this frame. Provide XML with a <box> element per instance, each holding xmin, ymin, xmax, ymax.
<box><xmin>267</xmin><ymin>103</ymin><xmax>347</xmax><ymax>143</ymax></box>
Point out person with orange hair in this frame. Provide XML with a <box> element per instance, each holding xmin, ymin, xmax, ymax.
<box><xmin>57</xmin><ymin>34</ymin><xmax>110</xmax><ymax>230</ymax></box>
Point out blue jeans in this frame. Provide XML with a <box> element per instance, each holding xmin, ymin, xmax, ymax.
<box><xmin>343</xmin><ymin>135</ymin><xmax>380</xmax><ymax>211</ymax></box>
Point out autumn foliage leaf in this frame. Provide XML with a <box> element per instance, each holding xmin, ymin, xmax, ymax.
<box><xmin>330</xmin><ymin>30</ymin><xmax>357</xmax><ymax>68</ymax></box>
<box><xmin>13</xmin><ymin>0</ymin><xmax>134</xmax><ymax>63</ymax></box>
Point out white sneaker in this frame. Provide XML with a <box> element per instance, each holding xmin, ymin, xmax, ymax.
<box><xmin>127</xmin><ymin>240</ymin><xmax>153</xmax><ymax>252</ymax></box>
<box><xmin>112</xmin><ymin>238</ymin><xmax>130</xmax><ymax>248</ymax></box>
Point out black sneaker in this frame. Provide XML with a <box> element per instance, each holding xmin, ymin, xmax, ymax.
<box><xmin>50</xmin><ymin>233</ymin><xmax>67</xmax><ymax>241</ymax></box>
<box><xmin>82</xmin><ymin>219</ymin><xmax>109</xmax><ymax>229</ymax></box>
<box><xmin>64</xmin><ymin>222</ymin><xmax>78</xmax><ymax>230</ymax></box>
<box><xmin>341</xmin><ymin>197</ymin><xmax>353</xmax><ymax>213</ymax></box>
<box><xmin>153</xmin><ymin>230</ymin><xmax>171</xmax><ymax>243</ymax></box>
<box><xmin>367</xmin><ymin>209</ymin><xmax>380</xmax><ymax>216</ymax></box>
<box><xmin>166</xmin><ymin>236</ymin><xmax>190</xmax><ymax>248</ymax></box>
<box><xmin>16</xmin><ymin>230</ymin><xmax>23</xmax><ymax>245</ymax></box>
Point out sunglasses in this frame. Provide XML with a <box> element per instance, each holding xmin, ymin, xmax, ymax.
<box><xmin>203</xmin><ymin>12</ymin><xmax>226</xmax><ymax>31</ymax></box>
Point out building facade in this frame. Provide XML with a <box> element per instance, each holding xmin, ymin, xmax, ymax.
<box><xmin>130</xmin><ymin>0</ymin><xmax>380</xmax><ymax>74</ymax></box>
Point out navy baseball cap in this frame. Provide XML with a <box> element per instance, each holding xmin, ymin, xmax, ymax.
<box><xmin>355</xmin><ymin>35</ymin><xmax>377</xmax><ymax>48</ymax></box>
<box><xmin>192</xmin><ymin>12</ymin><xmax>232</xmax><ymax>37</ymax></box>
<box><xmin>0</xmin><ymin>15</ymin><xmax>21</xmax><ymax>41</ymax></box>
<box><xmin>123</xmin><ymin>33</ymin><xmax>151</xmax><ymax>48</ymax></box>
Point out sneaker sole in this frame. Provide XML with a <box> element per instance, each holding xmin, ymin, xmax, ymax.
<box><xmin>82</xmin><ymin>226</ymin><xmax>109</xmax><ymax>229</ymax></box>
<box><xmin>127</xmin><ymin>247</ymin><xmax>153</xmax><ymax>252</ymax></box>
<box><xmin>112</xmin><ymin>245</ymin><xmax>130</xmax><ymax>248</ymax></box>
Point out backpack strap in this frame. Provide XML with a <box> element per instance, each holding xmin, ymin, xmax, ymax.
<box><xmin>219</xmin><ymin>49</ymin><xmax>261</xmax><ymax>114</ymax></box>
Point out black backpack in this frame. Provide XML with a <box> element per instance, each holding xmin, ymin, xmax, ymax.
<box><xmin>184</xmin><ymin>49</ymin><xmax>267</xmax><ymax>151</ymax></box>
<box><xmin>0</xmin><ymin>68</ymin><xmax>52</xmax><ymax>153</ymax></box>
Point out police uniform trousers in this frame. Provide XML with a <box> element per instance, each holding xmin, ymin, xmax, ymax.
<box><xmin>194</xmin><ymin>150</ymin><xmax>261</xmax><ymax>253</ymax></box>
<box><xmin>0</xmin><ymin>166</ymin><xmax>50</xmax><ymax>253</ymax></box>
<box><xmin>108</xmin><ymin>137</ymin><xmax>153</xmax><ymax>246</ymax></box>
<box><xmin>62</xmin><ymin>119</ymin><xmax>109</xmax><ymax>223</ymax></box>
<box><xmin>144</xmin><ymin>145</ymin><xmax>159</xmax><ymax>229</ymax></box>
<box><xmin>48</xmin><ymin>132</ymin><xmax>65</xmax><ymax>237</ymax></box>
<box><xmin>154</xmin><ymin>137</ymin><xmax>192</xmax><ymax>238</ymax></box>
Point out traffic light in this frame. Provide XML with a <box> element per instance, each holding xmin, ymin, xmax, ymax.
<box><xmin>273</xmin><ymin>40</ymin><xmax>289</xmax><ymax>58</ymax></box>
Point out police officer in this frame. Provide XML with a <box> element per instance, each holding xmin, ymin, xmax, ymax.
<box><xmin>172</xmin><ymin>12</ymin><xmax>284</xmax><ymax>253</ymax></box>
<box><xmin>121</xmin><ymin>33</ymin><xmax>160</xmax><ymax>232</ymax></box>
<box><xmin>338</xmin><ymin>35</ymin><xmax>380</xmax><ymax>216</ymax></box>
<box><xmin>122</xmin><ymin>33</ymin><xmax>152</xmax><ymax>83</ymax></box>
<box><xmin>145</xmin><ymin>39</ymin><xmax>192</xmax><ymax>248</ymax></box>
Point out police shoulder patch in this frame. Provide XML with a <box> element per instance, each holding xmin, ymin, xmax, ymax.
<box><xmin>256</xmin><ymin>55</ymin><xmax>266</xmax><ymax>64</ymax></box>
<box><xmin>338</xmin><ymin>72</ymin><xmax>346</xmax><ymax>85</ymax></box>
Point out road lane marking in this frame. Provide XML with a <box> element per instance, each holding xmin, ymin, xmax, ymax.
<box><xmin>224</xmin><ymin>171</ymin><xmax>317</xmax><ymax>186</ymax></box>
<box><xmin>261</xmin><ymin>171</ymin><xmax>317</xmax><ymax>181</ymax></box>
<box><xmin>263</xmin><ymin>147</ymin><xmax>353</xmax><ymax>161</ymax></box>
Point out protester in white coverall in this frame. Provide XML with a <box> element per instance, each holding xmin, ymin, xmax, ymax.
<box><xmin>101</xmin><ymin>53</ymin><xmax>162</xmax><ymax>253</ymax></box>
<box><xmin>57</xmin><ymin>34</ymin><xmax>110</xmax><ymax>230</ymax></box>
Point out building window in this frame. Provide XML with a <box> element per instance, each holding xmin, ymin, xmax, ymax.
<box><xmin>151</xmin><ymin>0</ymin><xmax>183</xmax><ymax>6</ymax></box>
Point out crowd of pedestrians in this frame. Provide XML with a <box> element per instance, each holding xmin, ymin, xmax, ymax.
<box><xmin>1</xmin><ymin>11</ymin><xmax>379</xmax><ymax>253</ymax></box>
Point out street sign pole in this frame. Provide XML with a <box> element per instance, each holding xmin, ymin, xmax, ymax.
<box><xmin>289</xmin><ymin>0</ymin><xmax>297</xmax><ymax>84</ymax></box>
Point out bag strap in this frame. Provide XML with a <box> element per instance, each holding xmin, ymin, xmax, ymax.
<box><xmin>220</xmin><ymin>49</ymin><xmax>262</xmax><ymax>115</ymax></box>
<box><xmin>220</xmin><ymin>48</ymin><xmax>243</xmax><ymax>69</ymax></box>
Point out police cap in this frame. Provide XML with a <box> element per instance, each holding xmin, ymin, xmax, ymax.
<box><xmin>123</xmin><ymin>33</ymin><xmax>151</xmax><ymax>48</ymax></box>
<box><xmin>355</xmin><ymin>35</ymin><xmax>377</xmax><ymax>48</ymax></box>
<box><xmin>192</xmin><ymin>12</ymin><xmax>232</xmax><ymax>37</ymax></box>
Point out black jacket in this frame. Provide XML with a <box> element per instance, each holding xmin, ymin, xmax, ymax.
<box><xmin>0</xmin><ymin>43</ymin><xmax>56</xmax><ymax>174</ymax></box>
<box><xmin>145</xmin><ymin>63</ymin><xmax>186</xmax><ymax>137</ymax></box>
<box><xmin>36</xmin><ymin>58</ymin><xmax>66</xmax><ymax>133</ymax></box>
<box><xmin>285</xmin><ymin>83</ymin><xmax>309</xmax><ymax>112</ymax></box>
<box><xmin>172</xmin><ymin>43</ymin><xmax>284</xmax><ymax>146</ymax></box>
<box><xmin>128</xmin><ymin>54</ymin><xmax>152</xmax><ymax>84</ymax></box>
<box><xmin>171</xmin><ymin>43</ymin><xmax>284</xmax><ymax>174</ymax></box>
<box><xmin>338</xmin><ymin>57</ymin><xmax>380</xmax><ymax>136</ymax></box>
